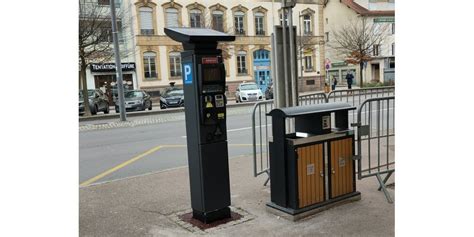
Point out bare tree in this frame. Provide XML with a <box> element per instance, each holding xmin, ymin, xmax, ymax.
<box><xmin>79</xmin><ymin>0</ymin><xmax>130</xmax><ymax>116</ymax></box>
<box><xmin>329</xmin><ymin>17</ymin><xmax>389</xmax><ymax>87</ymax></box>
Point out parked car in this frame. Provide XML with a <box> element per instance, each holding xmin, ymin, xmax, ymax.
<box><xmin>79</xmin><ymin>89</ymin><xmax>110</xmax><ymax>115</ymax></box>
<box><xmin>235</xmin><ymin>82</ymin><xmax>263</xmax><ymax>103</ymax></box>
<box><xmin>111</xmin><ymin>84</ymin><xmax>131</xmax><ymax>102</ymax></box>
<box><xmin>265</xmin><ymin>84</ymin><xmax>274</xmax><ymax>100</ymax></box>
<box><xmin>160</xmin><ymin>88</ymin><xmax>184</xmax><ymax>109</ymax></box>
<box><xmin>115</xmin><ymin>90</ymin><xmax>152</xmax><ymax>113</ymax></box>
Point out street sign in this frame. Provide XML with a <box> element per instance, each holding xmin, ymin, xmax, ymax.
<box><xmin>325</xmin><ymin>58</ymin><xmax>331</xmax><ymax>70</ymax></box>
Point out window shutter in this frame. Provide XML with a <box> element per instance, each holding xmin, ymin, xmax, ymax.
<box><xmin>166</xmin><ymin>8</ymin><xmax>179</xmax><ymax>27</ymax></box>
<box><xmin>140</xmin><ymin>7</ymin><xmax>153</xmax><ymax>30</ymax></box>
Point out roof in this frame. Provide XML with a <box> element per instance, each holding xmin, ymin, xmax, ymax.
<box><xmin>341</xmin><ymin>0</ymin><xmax>394</xmax><ymax>16</ymax></box>
<box><xmin>268</xmin><ymin>103</ymin><xmax>356</xmax><ymax>118</ymax></box>
<box><xmin>164</xmin><ymin>27</ymin><xmax>235</xmax><ymax>44</ymax></box>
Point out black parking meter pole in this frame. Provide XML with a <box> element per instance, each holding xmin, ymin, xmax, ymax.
<box><xmin>164</xmin><ymin>28</ymin><xmax>235</xmax><ymax>223</ymax></box>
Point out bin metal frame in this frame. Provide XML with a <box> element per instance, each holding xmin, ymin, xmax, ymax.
<box><xmin>267</xmin><ymin>103</ymin><xmax>361</xmax><ymax>216</ymax></box>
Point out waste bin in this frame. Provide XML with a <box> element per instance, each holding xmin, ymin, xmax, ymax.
<box><xmin>267</xmin><ymin>103</ymin><xmax>361</xmax><ymax>217</ymax></box>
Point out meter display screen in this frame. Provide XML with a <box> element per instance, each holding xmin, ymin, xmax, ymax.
<box><xmin>202</xmin><ymin>67</ymin><xmax>221</xmax><ymax>82</ymax></box>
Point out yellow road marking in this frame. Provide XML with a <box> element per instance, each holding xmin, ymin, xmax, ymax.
<box><xmin>80</xmin><ymin>145</ymin><xmax>163</xmax><ymax>187</ymax></box>
<box><xmin>80</xmin><ymin>143</ymin><xmax>266</xmax><ymax>187</ymax></box>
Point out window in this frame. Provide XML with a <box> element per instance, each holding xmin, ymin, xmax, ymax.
<box><xmin>189</xmin><ymin>9</ymin><xmax>202</xmax><ymax>28</ymax></box>
<box><xmin>212</xmin><ymin>10</ymin><xmax>224</xmax><ymax>32</ymax></box>
<box><xmin>279</xmin><ymin>12</ymin><xmax>288</xmax><ymax>26</ymax></box>
<box><xmin>143</xmin><ymin>52</ymin><xmax>157</xmax><ymax>79</ymax></box>
<box><xmin>326</xmin><ymin>18</ymin><xmax>328</xmax><ymax>24</ymax></box>
<box><xmin>166</xmin><ymin>8</ymin><xmax>179</xmax><ymax>27</ymax></box>
<box><xmin>325</xmin><ymin>32</ymin><xmax>329</xmax><ymax>42</ymax></box>
<box><xmin>236</xmin><ymin>51</ymin><xmax>247</xmax><ymax>75</ymax></box>
<box><xmin>98</xmin><ymin>24</ymin><xmax>112</xmax><ymax>43</ymax></box>
<box><xmin>391</xmin><ymin>23</ymin><xmax>395</xmax><ymax>34</ymax></box>
<box><xmin>373</xmin><ymin>44</ymin><xmax>380</xmax><ymax>56</ymax></box>
<box><xmin>234</xmin><ymin>11</ymin><xmax>245</xmax><ymax>35</ymax></box>
<box><xmin>139</xmin><ymin>7</ymin><xmax>154</xmax><ymax>35</ymax></box>
<box><xmin>169</xmin><ymin>52</ymin><xmax>182</xmax><ymax>77</ymax></box>
<box><xmin>303</xmin><ymin>15</ymin><xmax>311</xmax><ymax>35</ymax></box>
<box><xmin>255</xmin><ymin>12</ymin><xmax>265</xmax><ymax>35</ymax></box>
<box><xmin>98</xmin><ymin>0</ymin><xmax>110</xmax><ymax>5</ymax></box>
<box><xmin>392</xmin><ymin>43</ymin><xmax>395</xmax><ymax>56</ymax></box>
<box><xmin>304</xmin><ymin>55</ymin><xmax>313</xmax><ymax>71</ymax></box>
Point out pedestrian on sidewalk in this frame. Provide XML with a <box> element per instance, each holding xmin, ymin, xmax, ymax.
<box><xmin>346</xmin><ymin>70</ymin><xmax>354</xmax><ymax>88</ymax></box>
<box><xmin>332</xmin><ymin>76</ymin><xmax>338</xmax><ymax>91</ymax></box>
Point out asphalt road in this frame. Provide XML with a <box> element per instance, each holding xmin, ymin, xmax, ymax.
<box><xmin>79</xmin><ymin>93</ymin><xmax>394</xmax><ymax>186</ymax></box>
<box><xmin>79</xmin><ymin>104</ymin><xmax>257</xmax><ymax>185</ymax></box>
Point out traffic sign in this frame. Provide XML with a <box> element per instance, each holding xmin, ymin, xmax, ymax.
<box><xmin>325</xmin><ymin>58</ymin><xmax>331</xmax><ymax>70</ymax></box>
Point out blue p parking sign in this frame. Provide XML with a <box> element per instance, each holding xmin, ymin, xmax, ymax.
<box><xmin>184</xmin><ymin>63</ymin><xmax>193</xmax><ymax>85</ymax></box>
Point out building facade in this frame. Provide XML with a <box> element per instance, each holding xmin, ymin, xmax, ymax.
<box><xmin>80</xmin><ymin>0</ymin><xmax>139</xmax><ymax>92</ymax></box>
<box><xmin>130</xmin><ymin>0</ymin><xmax>326</xmax><ymax>96</ymax></box>
<box><xmin>323</xmin><ymin>0</ymin><xmax>395</xmax><ymax>85</ymax></box>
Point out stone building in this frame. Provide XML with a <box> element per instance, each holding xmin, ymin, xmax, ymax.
<box><xmin>323</xmin><ymin>0</ymin><xmax>395</xmax><ymax>85</ymax></box>
<box><xmin>131</xmin><ymin>0</ymin><xmax>326</xmax><ymax>96</ymax></box>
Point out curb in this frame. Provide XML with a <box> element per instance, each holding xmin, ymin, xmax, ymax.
<box><xmin>79</xmin><ymin>101</ymin><xmax>259</xmax><ymax>122</ymax></box>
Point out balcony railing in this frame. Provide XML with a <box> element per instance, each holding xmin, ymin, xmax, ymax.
<box><xmin>237</xmin><ymin>68</ymin><xmax>248</xmax><ymax>75</ymax></box>
<box><xmin>140</xmin><ymin>29</ymin><xmax>154</xmax><ymax>36</ymax></box>
<box><xmin>235</xmin><ymin>29</ymin><xmax>245</xmax><ymax>35</ymax></box>
<box><xmin>256</xmin><ymin>29</ymin><xmax>265</xmax><ymax>36</ymax></box>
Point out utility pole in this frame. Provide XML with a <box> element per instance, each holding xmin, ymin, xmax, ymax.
<box><xmin>110</xmin><ymin>0</ymin><xmax>127</xmax><ymax>121</ymax></box>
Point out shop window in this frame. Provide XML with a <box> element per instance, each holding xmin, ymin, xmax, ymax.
<box><xmin>169</xmin><ymin>52</ymin><xmax>182</xmax><ymax>77</ymax></box>
<box><xmin>143</xmin><ymin>52</ymin><xmax>157</xmax><ymax>79</ymax></box>
<box><xmin>139</xmin><ymin>7</ymin><xmax>154</xmax><ymax>35</ymax></box>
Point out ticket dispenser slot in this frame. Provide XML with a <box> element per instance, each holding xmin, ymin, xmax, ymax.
<box><xmin>165</xmin><ymin>27</ymin><xmax>235</xmax><ymax>224</ymax></box>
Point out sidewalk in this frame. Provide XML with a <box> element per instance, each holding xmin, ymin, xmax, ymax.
<box><xmin>80</xmin><ymin>154</ymin><xmax>394</xmax><ymax>236</ymax></box>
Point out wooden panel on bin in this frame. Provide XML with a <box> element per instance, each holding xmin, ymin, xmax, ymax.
<box><xmin>297</xmin><ymin>144</ymin><xmax>324</xmax><ymax>208</ymax></box>
<box><xmin>330</xmin><ymin>137</ymin><xmax>354</xmax><ymax>198</ymax></box>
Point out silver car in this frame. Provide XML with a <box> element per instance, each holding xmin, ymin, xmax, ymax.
<box><xmin>235</xmin><ymin>82</ymin><xmax>263</xmax><ymax>103</ymax></box>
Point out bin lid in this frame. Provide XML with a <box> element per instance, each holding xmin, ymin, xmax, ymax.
<box><xmin>164</xmin><ymin>27</ymin><xmax>235</xmax><ymax>44</ymax></box>
<box><xmin>268</xmin><ymin>103</ymin><xmax>356</xmax><ymax>118</ymax></box>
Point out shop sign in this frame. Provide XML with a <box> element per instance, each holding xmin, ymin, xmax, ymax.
<box><xmin>332</xmin><ymin>62</ymin><xmax>348</xmax><ymax>67</ymax></box>
<box><xmin>374</xmin><ymin>17</ymin><xmax>395</xmax><ymax>23</ymax></box>
<box><xmin>90</xmin><ymin>62</ymin><xmax>136</xmax><ymax>72</ymax></box>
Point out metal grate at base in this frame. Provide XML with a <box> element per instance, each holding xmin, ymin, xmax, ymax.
<box><xmin>179</xmin><ymin>211</ymin><xmax>242</xmax><ymax>230</ymax></box>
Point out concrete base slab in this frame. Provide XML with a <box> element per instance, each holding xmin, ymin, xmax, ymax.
<box><xmin>266</xmin><ymin>193</ymin><xmax>362</xmax><ymax>221</ymax></box>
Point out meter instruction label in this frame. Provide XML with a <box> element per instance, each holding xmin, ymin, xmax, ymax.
<box><xmin>322</xmin><ymin>115</ymin><xmax>331</xmax><ymax>129</ymax></box>
<box><xmin>307</xmin><ymin>164</ymin><xmax>315</xmax><ymax>175</ymax></box>
<box><xmin>184</xmin><ymin>63</ymin><xmax>193</xmax><ymax>84</ymax></box>
<box><xmin>339</xmin><ymin>157</ymin><xmax>346</xmax><ymax>167</ymax></box>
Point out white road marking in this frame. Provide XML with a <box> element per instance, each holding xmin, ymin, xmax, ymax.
<box><xmin>181</xmin><ymin>124</ymin><xmax>270</xmax><ymax>138</ymax></box>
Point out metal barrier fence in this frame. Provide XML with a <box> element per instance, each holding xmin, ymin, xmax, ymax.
<box><xmin>251</xmin><ymin>86</ymin><xmax>396</xmax><ymax>187</ymax></box>
<box><xmin>251</xmin><ymin>100</ymin><xmax>274</xmax><ymax>184</ymax></box>
<box><xmin>297</xmin><ymin>92</ymin><xmax>327</xmax><ymax>106</ymax></box>
<box><xmin>327</xmin><ymin>86</ymin><xmax>395</xmax><ymax>128</ymax></box>
<box><xmin>353</xmin><ymin>96</ymin><xmax>395</xmax><ymax>203</ymax></box>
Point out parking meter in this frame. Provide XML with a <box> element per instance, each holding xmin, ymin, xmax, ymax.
<box><xmin>165</xmin><ymin>28</ymin><xmax>235</xmax><ymax>223</ymax></box>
